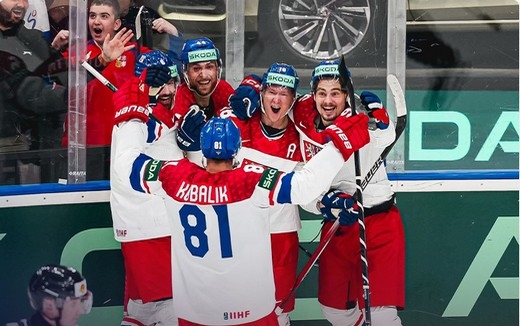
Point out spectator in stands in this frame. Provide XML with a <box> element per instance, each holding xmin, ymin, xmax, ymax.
<box><xmin>0</xmin><ymin>0</ymin><xmax>68</xmax><ymax>184</ymax></box>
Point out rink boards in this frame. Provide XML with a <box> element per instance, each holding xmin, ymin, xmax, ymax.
<box><xmin>0</xmin><ymin>174</ymin><xmax>518</xmax><ymax>325</ymax></box>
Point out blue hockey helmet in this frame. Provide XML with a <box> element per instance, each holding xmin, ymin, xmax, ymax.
<box><xmin>181</xmin><ymin>37</ymin><xmax>222</xmax><ymax>68</ymax></box>
<box><xmin>134</xmin><ymin>50</ymin><xmax>179</xmax><ymax>81</ymax></box>
<box><xmin>310</xmin><ymin>60</ymin><xmax>350</xmax><ymax>92</ymax></box>
<box><xmin>201</xmin><ymin>117</ymin><xmax>241</xmax><ymax>160</ymax></box>
<box><xmin>28</xmin><ymin>264</ymin><xmax>92</xmax><ymax>313</ymax></box>
<box><xmin>261</xmin><ymin>62</ymin><xmax>299</xmax><ymax>94</ymax></box>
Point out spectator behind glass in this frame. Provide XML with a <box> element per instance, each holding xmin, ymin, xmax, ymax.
<box><xmin>118</xmin><ymin>0</ymin><xmax>183</xmax><ymax>70</ymax></box>
<box><xmin>46</xmin><ymin>0</ymin><xmax>71</xmax><ymax>41</ymax></box>
<box><xmin>0</xmin><ymin>0</ymin><xmax>69</xmax><ymax>185</ymax></box>
<box><xmin>59</xmin><ymin>0</ymin><xmax>140</xmax><ymax>181</ymax></box>
<box><xmin>56</xmin><ymin>0</ymin><xmax>182</xmax><ymax>181</ymax></box>
<box><xmin>24</xmin><ymin>0</ymin><xmax>50</xmax><ymax>40</ymax></box>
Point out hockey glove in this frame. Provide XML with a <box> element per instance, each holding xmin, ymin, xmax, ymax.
<box><xmin>323</xmin><ymin>113</ymin><xmax>369</xmax><ymax>161</ymax></box>
<box><xmin>228</xmin><ymin>74</ymin><xmax>262</xmax><ymax>120</ymax></box>
<box><xmin>320</xmin><ymin>190</ymin><xmax>359</xmax><ymax>226</ymax></box>
<box><xmin>360</xmin><ymin>91</ymin><xmax>389</xmax><ymax>130</ymax></box>
<box><xmin>113</xmin><ymin>74</ymin><xmax>150</xmax><ymax>126</ymax></box>
<box><xmin>176</xmin><ymin>105</ymin><xmax>206</xmax><ymax>151</ymax></box>
<box><xmin>144</xmin><ymin>66</ymin><xmax>172</xmax><ymax>88</ymax></box>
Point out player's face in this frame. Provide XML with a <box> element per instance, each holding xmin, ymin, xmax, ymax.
<box><xmin>156</xmin><ymin>80</ymin><xmax>177</xmax><ymax>109</ymax></box>
<box><xmin>88</xmin><ymin>4</ymin><xmax>121</xmax><ymax>45</ymax></box>
<box><xmin>261</xmin><ymin>85</ymin><xmax>295</xmax><ymax>129</ymax></box>
<box><xmin>0</xmin><ymin>0</ymin><xmax>28</xmax><ymax>29</ymax></box>
<box><xmin>313</xmin><ymin>78</ymin><xmax>348</xmax><ymax>127</ymax></box>
<box><xmin>185</xmin><ymin>61</ymin><xmax>219</xmax><ymax>97</ymax></box>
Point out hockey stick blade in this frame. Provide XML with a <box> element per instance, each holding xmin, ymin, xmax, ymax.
<box><xmin>361</xmin><ymin>76</ymin><xmax>407</xmax><ymax>189</ymax></box>
<box><xmin>387</xmin><ymin>74</ymin><xmax>407</xmax><ymax>119</ymax></box>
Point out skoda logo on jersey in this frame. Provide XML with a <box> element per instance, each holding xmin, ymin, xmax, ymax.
<box><xmin>314</xmin><ymin>64</ymin><xmax>339</xmax><ymax>77</ymax></box>
<box><xmin>188</xmin><ymin>49</ymin><xmax>218</xmax><ymax>63</ymax></box>
<box><xmin>266</xmin><ymin>72</ymin><xmax>296</xmax><ymax>89</ymax></box>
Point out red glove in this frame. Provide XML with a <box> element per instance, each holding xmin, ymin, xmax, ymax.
<box><xmin>323</xmin><ymin>113</ymin><xmax>370</xmax><ymax>160</ymax></box>
<box><xmin>113</xmin><ymin>74</ymin><xmax>150</xmax><ymax>125</ymax></box>
<box><xmin>150</xmin><ymin>103</ymin><xmax>175</xmax><ymax>129</ymax></box>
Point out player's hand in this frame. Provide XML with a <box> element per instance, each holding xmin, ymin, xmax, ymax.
<box><xmin>176</xmin><ymin>105</ymin><xmax>206</xmax><ymax>151</ymax></box>
<box><xmin>360</xmin><ymin>91</ymin><xmax>389</xmax><ymax>130</ymax></box>
<box><xmin>228</xmin><ymin>74</ymin><xmax>262</xmax><ymax>120</ymax></box>
<box><xmin>144</xmin><ymin>66</ymin><xmax>172</xmax><ymax>88</ymax></box>
<box><xmin>319</xmin><ymin>190</ymin><xmax>359</xmax><ymax>226</ymax></box>
<box><xmin>113</xmin><ymin>74</ymin><xmax>150</xmax><ymax>125</ymax></box>
<box><xmin>323</xmin><ymin>113</ymin><xmax>369</xmax><ymax>160</ymax></box>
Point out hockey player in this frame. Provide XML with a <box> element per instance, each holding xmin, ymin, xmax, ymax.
<box><xmin>6</xmin><ymin>264</ymin><xmax>92</xmax><ymax>326</ymax></box>
<box><xmin>173</xmin><ymin>37</ymin><xmax>235</xmax><ymax>152</ymax></box>
<box><xmin>226</xmin><ymin>63</ymin><xmax>302</xmax><ymax>326</ymax></box>
<box><xmin>111</xmin><ymin>50</ymin><xmax>183</xmax><ymax>326</ymax></box>
<box><xmin>111</xmin><ymin>72</ymin><xmax>371</xmax><ymax>325</ymax></box>
<box><xmin>292</xmin><ymin>60</ymin><xmax>405</xmax><ymax>325</ymax></box>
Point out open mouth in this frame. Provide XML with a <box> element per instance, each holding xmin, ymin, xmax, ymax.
<box><xmin>11</xmin><ymin>8</ymin><xmax>24</xmax><ymax>19</ymax></box>
<box><xmin>91</xmin><ymin>27</ymin><xmax>103</xmax><ymax>38</ymax></box>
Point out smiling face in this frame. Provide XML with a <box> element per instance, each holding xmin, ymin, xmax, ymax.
<box><xmin>184</xmin><ymin>61</ymin><xmax>219</xmax><ymax>100</ymax></box>
<box><xmin>88</xmin><ymin>4</ymin><xmax>121</xmax><ymax>45</ymax></box>
<box><xmin>260</xmin><ymin>85</ymin><xmax>295</xmax><ymax>129</ymax></box>
<box><xmin>156</xmin><ymin>79</ymin><xmax>177</xmax><ymax>109</ymax></box>
<box><xmin>0</xmin><ymin>0</ymin><xmax>28</xmax><ymax>30</ymax></box>
<box><xmin>313</xmin><ymin>78</ymin><xmax>348</xmax><ymax>127</ymax></box>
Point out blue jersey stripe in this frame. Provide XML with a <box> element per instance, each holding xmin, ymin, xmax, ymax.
<box><xmin>276</xmin><ymin>172</ymin><xmax>295</xmax><ymax>204</ymax></box>
<box><xmin>130</xmin><ymin>153</ymin><xmax>153</xmax><ymax>192</ymax></box>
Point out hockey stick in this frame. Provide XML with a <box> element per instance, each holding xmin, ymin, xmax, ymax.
<box><xmin>80</xmin><ymin>52</ymin><xmax>165</xmax><ymax>126</ymax></box>
<box><xmin>81</xmin><ymin>52</ymin><xmax>118</xmax><ymax>91</ymax></box>
<box><xmin>338</xmin><ymin>54</ymin><xmax>374</xmax><ymax>324</ymax></box>
<box><xmin>276</xmin><ymin>72</ymin><xmax>407</xmax><ymax>316</ymax></box>
<box><xmin>135</xmin><ymin>6</ymin><xmax>145</xmax><ymax>55</ymax></box>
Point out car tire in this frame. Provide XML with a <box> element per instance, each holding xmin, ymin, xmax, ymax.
<box><xmin>250</xmin><ymin>0</ymin><xmax>385</xmax><ymax>68</ymax></box>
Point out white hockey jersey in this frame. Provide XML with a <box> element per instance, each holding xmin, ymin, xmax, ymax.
<box><xmin>112</xmin><ymin>119</ymin><xmax>347</xmax><ymax>325</ymax></box>
<box><xmin>292</xmin><ymin>94</ymin><xmax>396</xmax><ymax>211</ymax></box>
<box><xmin>110</xmin><ymin>117</ymin><xmax>183</xmax><ymax>242</ymax></box>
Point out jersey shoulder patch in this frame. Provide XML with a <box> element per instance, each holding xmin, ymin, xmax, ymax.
<box><xmin>258</xmin><ymin>168</ymin><xmax>281</xmax><ymax>190</ymax></box>
<box><xmin>144</xmin><ymin>159</ymin><xmax>165</xmax><ymax>181</ymax></box>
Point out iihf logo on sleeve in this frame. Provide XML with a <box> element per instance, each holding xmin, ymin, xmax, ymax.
<box><xmin>223</xmin><ymin>310</ymin><xmax>251</xmax><ymax>320</ymax></box>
